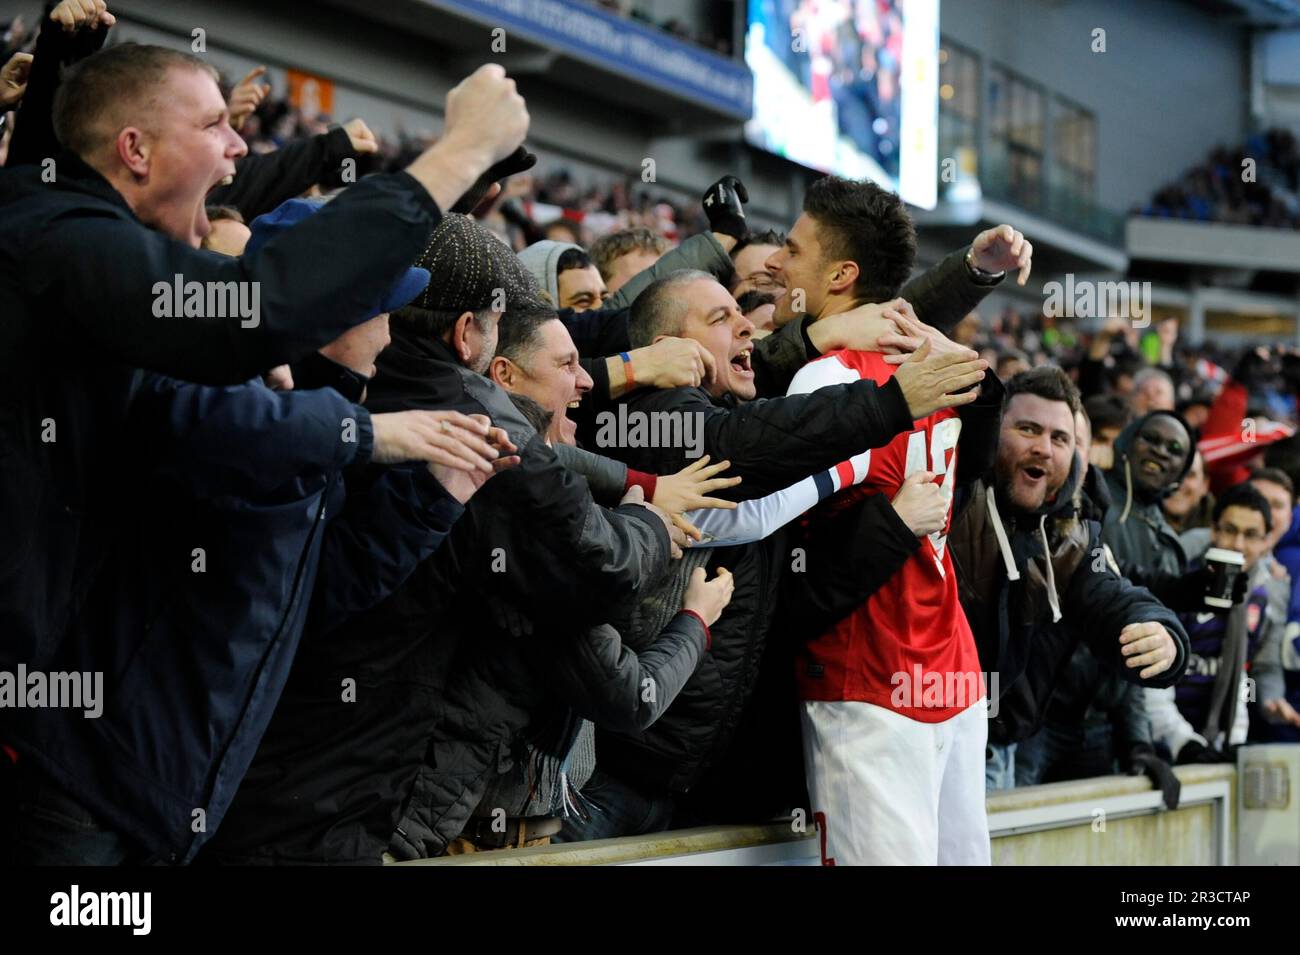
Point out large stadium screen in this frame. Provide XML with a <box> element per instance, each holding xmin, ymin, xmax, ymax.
<box><xmin>745</xmin><ymin>0</ymin><xmax>940</xmax><ymax>209</ymax></box>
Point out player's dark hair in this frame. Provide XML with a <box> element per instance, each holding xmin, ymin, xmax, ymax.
<box><xmin>802</xmin><ymin>176</ymin><xmax>916</xmax><ymax>304</ymax></box>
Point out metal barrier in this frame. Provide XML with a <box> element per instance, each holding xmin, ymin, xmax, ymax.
<box><xmin>394</xmin><ymin>764</ymin><xmax>1240</xmax><ymax>866</ymax></box>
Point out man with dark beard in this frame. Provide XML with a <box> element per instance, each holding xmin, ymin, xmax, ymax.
<box><xmin>797</xmin><ymin>368</ymin><xmax>1189</xmax><ymax>818</ymax></box>
<box><xmin>950</xmin><ymin>370</ymin><xmax>1188</xmax><ymax>795</ymax></box>
<box><xmin>1005</xmin><ymin>409</ymin><xmax>1202</xmax><ymax>797</ymax></box>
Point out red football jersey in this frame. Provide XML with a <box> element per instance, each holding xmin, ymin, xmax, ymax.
<box><xmin>786</xmin><ymin>349</ymin><xmax>984</xmax><ymax>722</ymax></box>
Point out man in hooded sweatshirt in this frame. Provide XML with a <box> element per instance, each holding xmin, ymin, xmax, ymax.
<box><xmin>1100</xmin><ymin>409</ymin><xmax>1197</xmax><ymax>597</ymax></box>
<box><xmin>1009</xmin><ymin>408</ymin><xmax>1216</xmax><ymax>795</ymax></box>
<box><xmin>518</xmin><ymin>240</ymin><xmax>608</xmax><ymax>312</ymax></box>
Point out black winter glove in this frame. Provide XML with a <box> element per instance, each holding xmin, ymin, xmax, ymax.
<box><xmin>450</xmin><ymin>145</ymin><xmax>538</xmax><ymax>214</ymax></box>
<box><xmin>702</xmin><ymin>174</ymin><xmax>749</xmax><ymax>240</ymax></box>
<box><xmin>1128</xmin><ymin>743</ymin><xmax>1182</xmax><ymax>809</ymax></box>
<box><xmin>1175</xmin><ymin>739</ymin><xmax>1228</xmax><ymax>765</ymax></box>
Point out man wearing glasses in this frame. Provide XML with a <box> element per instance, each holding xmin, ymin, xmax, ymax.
<box><xmin>1145</xmin><ymin>482</ymin><xmax>1286</xmax><ymax>763</ymax></box>
<box><xmin>728</xmin><ymin>230</ymin><xmax>785</xmax><ymax>334</ymax></box>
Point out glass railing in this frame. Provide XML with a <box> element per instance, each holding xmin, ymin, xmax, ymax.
<box><xmin>974</xmin><ymin>150</ymin><xmax>1125</xmax><ymax>244</ymax></box>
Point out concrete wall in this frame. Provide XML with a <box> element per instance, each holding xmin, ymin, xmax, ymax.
<box><xmin>940</xmin><ymin>0</ymin><xmax>1249</xmax><ymax>214</ymax></box>
<box><xmin>987</xmin><ymin>764</ymin><xmax>1235</xmax><ymax>866</ymax></box>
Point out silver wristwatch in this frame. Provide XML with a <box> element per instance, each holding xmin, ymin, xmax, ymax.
<box><xmin>964</xmin><ymin>246</ymin><xmax>1005</xmax><ymax>284</ymax></box>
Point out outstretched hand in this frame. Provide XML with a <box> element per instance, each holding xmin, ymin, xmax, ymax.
<box><xmin>652</xmin><ymin>455</ymin><xmax>741</xmax><ymax>541</ymax></box>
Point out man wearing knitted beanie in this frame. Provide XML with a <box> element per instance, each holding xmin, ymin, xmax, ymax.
<box><xmin>204</xmin><ymin>213</ymin><xmax>684</xmax><ymax>864</ymax></box>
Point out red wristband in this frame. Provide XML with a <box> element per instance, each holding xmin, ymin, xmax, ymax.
<box><xmin>620</xmin><ymin>351</ymin><xmax>636</xmax><ymax>391</ymax></box>
<box><xmin>625</xmin><ymin>468</ymin><xmax>658</xmax><ymax>501</ymax></box>
<box><xmin>680</xmin><ymin>609</ymin><xmax>712</xmax><ymax>650</ymax></box>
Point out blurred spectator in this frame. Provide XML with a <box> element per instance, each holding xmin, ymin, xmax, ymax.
<box><xmin>1132</xmin><ymin>367</ymin><xmax>1176</xmax><ymax>415</ymax></box>
<box><xmin>1164</xmin><ymin>450</ymin><xmax>1213</xmax><ymax>536</ymax></box>
<box><xmin>730</xmin><ymin>228</ymin><xmax>785</xmax><ymax>298</ymax></box>
<box><xmin>996</xmin><ymin>349</ymin><xmax>1029</xmax><ymax>380</ymax></box>
<box><xmin>1139</xmin><ymin>128</ymin><xmax>1300</xmax><ymax>230</ymax></box>
<box><xmin>518</xmin><ymin>240</ymin><xmax>609</xmax><ymax>312</ymax></box>
<box><xmin>200</xmin><ymin>204</ymin><xmax>249</xmax><ymax>255</ymax></box>
<box><xmin>543</xmin><ymin>219</ymin><xmax>582</xmax><ymax>244</ymax></box>
<box><xmin>1249</xmin><ymin>467</ymin><xmax>1296</xmax><ymax>554</ymax></box>
<box><xmin>1178</xmin><ymin>392</ymin><xmax>1214</xmax><ymax>432</ymax></box>
<box><xmin>590</xmin><ymin>227</ymin><xmax>671</xmax><ymax>293</ymax></box>
<box><xmin>1083</xmin><ymin>393</ymin><xmax>1133</xmax><ymax>470</ymax></box>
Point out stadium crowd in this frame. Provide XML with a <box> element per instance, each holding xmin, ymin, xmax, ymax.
<box><xmin>1</xmin><ymin>1</ymin><xmax>1298</xmax><ymax>867</ymax></box>
<box><xmin>1138</xmin><ymin>127</ymin><xmax>1300</xmax><ymax>229</ymax></box>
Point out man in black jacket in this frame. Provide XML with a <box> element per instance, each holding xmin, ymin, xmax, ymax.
<box><xmin>554</xmin><ymin>261</ymin><xmax>989</xmax><ymax>839</ymax></box>
<box><xmin>202</xmin><ymin>213</ymin><xmax>679</xmax><ymax>864</ymax></box>
<box><xmin>945</xmin><ymin>368</ymin><xmax>1188</xmax><ymax>790</ymax></box>
<box><xmin>0</xmin><ymin>200</ymin><xmax>517</xmax><ymax>865</ymax></box>
<box><xmin>443</xmin><ymin>392</ymin><xmax>736</xmax><ymax>852</ymax></box>
<box><xmin>0</xmin><ymin>43</ymin><xmax>528</xmax><ymax>677</ymax></box>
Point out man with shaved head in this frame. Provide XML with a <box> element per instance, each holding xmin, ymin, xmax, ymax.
<box><xmin>559</xmin><ymin>266</ymin><xmax>989</xmax><ymax>841</ymax></box>
<box><xmin>49</xmin><ymin>44</ymin><xmax>233</xmax><ymax>246</ymax></box>
<box><xmin>0</xmin><ymin>45</ymin><xmax>533</xmax><ymax>844</ymax></box>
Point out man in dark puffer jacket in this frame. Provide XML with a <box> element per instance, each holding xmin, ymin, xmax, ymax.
<box><xmin>203</xmin><ymin>215</ymin><xmax>676</xmax><ymax>864</ymax></box>
<box><xmin>558</xmin><ymin>263</ymin><xmax>991</xmax><ymax>839</ymax></box>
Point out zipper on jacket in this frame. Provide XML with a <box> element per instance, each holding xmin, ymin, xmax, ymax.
<box><xmin>182</xmin><ymin>474</ymin><xmax>335</xmax><ymax>862</ymax></box>
<box><xmin>692</xmin><ymin>539</ymin><xmax>772</xmax><ymax>791</ymax></box>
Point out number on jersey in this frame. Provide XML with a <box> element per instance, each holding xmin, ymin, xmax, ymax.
<box><xmin>902</xmin><ymin>418</ymin><xmax>962</xmax><ymax>570</ymax></box>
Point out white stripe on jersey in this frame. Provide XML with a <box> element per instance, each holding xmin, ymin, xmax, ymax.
<box><xmin>787</xmin><ymin>353</ymin><xmax>874</xmax><ymax>482</ymax></box>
